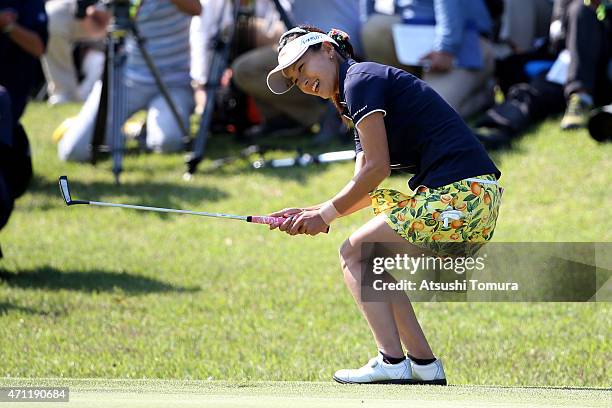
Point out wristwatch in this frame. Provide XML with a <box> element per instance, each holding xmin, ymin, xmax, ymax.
<box><xmin>2</xmin><ymin>22</ymin><xmax>15</xmax><ymax>34</ymax></box>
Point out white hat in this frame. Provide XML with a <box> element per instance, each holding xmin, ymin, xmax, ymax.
<box><xmin>266</xmin><ymin>29</ymin><xmax>338</xmax><ymax>95</ymax></box>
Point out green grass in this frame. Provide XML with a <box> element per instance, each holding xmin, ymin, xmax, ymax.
<box><xmin>0</xmin><ymin>103</ymin><xmax>611</xmax><ymax>391</ymax></box>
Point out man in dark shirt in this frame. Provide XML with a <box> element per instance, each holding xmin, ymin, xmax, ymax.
<box><xmin>0</xmin><ymin>0</ymin><xmax>48</xmax><ymax>257</ymax></box>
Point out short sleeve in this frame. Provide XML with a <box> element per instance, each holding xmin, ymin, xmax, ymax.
<box><xmin>344</xmin><ymin>73</ymin><xmax>387</xmax><ymax>127</ymax></box>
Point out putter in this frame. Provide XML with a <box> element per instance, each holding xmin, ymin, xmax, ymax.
<box><xmin>58</xmin><ymin>176</ymin><xmax>328</xmax><ymax>232</ymax></box>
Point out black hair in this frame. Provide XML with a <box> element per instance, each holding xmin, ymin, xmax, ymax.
<box><xmin>278</xmin><ymin>25</ymin><xmax>354</xmax><ymax>116</ymax></box>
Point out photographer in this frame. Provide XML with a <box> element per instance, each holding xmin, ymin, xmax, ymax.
<box><xmin>57</xmin><ymin>0</ymin><xmax>201</xmax><ymax>162</ymax></box>
<box><xmin>559</xmin><ymin>0</ymin><xmax>612</xmax><ymax>130</ymax></box>
<box><xmin>42</xmin><ymin>0</ymin><xmax>110</xmax><ymax>105</ymax></box>
<box><xmin>231</xmin><ymin>0</ymin><xmax>363</xmax><ymax>141</ymax></box>
<box><xmin>0</xmin><ymin>0</ymin><xmax>48</xmax><ymax>256</ymax></box>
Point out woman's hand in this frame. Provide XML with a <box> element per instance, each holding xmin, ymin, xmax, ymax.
<box><xmin>268</xmin><ymin>207</ymin><xmax>303</xmax><ymax>231</ymax></box>
<box><xmin>288</xmin><ymin>210</ymin><xmax>329</xmax><ymax>236</ymax></box>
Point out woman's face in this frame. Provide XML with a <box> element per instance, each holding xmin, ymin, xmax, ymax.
<box><xmin>282</xmin><ymin>43</ymin><xmax>337</xmax><ymax>99</ymax></box>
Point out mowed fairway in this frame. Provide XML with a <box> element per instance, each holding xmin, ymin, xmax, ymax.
<box><xmin>0</xmin><ymin>103</ymin><xmax>611</xmax><ymax>406</ymax></box>
<box><xmin>0</xmin><ymin>379</ymin><xmax>610</xmax><ymax>407</ymax></box>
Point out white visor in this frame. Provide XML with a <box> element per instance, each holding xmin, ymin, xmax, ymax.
<box><xmin>266</xmin><ymin>31</ymin><xmax>338</xmax><ymax>95</ymax></box>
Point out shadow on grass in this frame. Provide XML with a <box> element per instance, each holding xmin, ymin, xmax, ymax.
<box><xmin>27</xmin><ymin>176</ymin><xmax>229</xmax><ymax>213</ymax></box>
<box><xmin>0</xmin><ymin>302</ymin><xmax>48</xmax><ymax>316</ymax></box>
<box><xmin>0</xmin><ymin>266</ymin><xmax>200</xmax><ymax>294</ymax></box>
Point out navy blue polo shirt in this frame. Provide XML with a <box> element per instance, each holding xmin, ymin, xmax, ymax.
<box><xmin>340</xmin><ymin>59</ymin><xmax>501</xmax><ymax>190</ymax></box>
<box><xmin>0</xmin><ymin>0</ymin><xmax>48</xmax><ymax>124</ymax></box>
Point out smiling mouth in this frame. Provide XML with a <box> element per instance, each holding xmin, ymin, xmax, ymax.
<box><xmin>312</xmin><ymin>79</ymin><xmax>320</xmax><ymax>93</ymax></box>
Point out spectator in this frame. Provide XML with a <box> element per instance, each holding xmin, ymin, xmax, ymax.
<box><xmin>560</xmin><ymin>0</ymin><xmax>612</xmax><ymax>130</ymax></box>
<box><xmin>472</xmin><ymin>0</ymin><xmax>612</xmax><ymax>148</ymax></box>
<box><xmin>190</xmin><ymin>0</ymin><xmax>285</xmax><ymax>115</ymax></box>
<box><xmin>57</xmin><ymin>0</ymin><xmax>201</xmax><ymax>162</ymax></box>
<box><xmin>361</xmin><ymin>0</ymin><xmax>496</xmax><ymax>118</ymax></box>
<box><xmin>359</xmin><ymin>0</ymin><xmax>419</xmax><ymax>73</ymax></box>
<box><xmin>231</xmin><ymin>0</ymin><xmax>363</xmax><ymax>142</ymax></box>
<box><xmin>0</xmin><ymin>0</ymin><xmax>48</xmax><ymax>256</ymax></box>
<box><xmin>498</xmin><ymin>0</ymin><xmax>553</xmax><ymax>54</ymax></box>
<box><xmin>472</xmin><ymin>0</ymin><xmax>565</xmax><ymax>150</ymax></box>
<box><xmin>42</xmin><ymin>0</ymin><xmax>108</xmax><ymax>105</ymax></box>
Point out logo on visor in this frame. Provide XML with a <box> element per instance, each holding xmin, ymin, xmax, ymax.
<box><xmin>300</xmin><ymin>34</ymin><xmax>323</xmax><ymax>46</ymax></box>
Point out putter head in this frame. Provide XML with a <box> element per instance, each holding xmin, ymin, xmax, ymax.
<box><xmin>59</xmin><ymin>176</ymin><xmax>72</xmax><ymax>205</ymax></box>
<box><xmin>59</xmin><ymin>176</ymin><xmax>88</xmax><ymax>206</ymax></box>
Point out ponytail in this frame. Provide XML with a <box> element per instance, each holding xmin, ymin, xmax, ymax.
<box><xmin>326</xmin><ymin>28</ymin><xmax>354</xmax><ymax>118</ymax></box>
<box><xmin>326</xmin><ymin>28</ymin><xmax>354</xmax><ymax>60</ymax></box>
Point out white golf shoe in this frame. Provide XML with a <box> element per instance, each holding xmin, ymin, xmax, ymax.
<box><xmin>410</xmin><ymin>358</ymin><xmax>447</xmax><ymax>385</ymax></box>
<box><xmin>333</xmin><ymin>352</ymin><xmax>412</xmax><ymax>384</ymax></box>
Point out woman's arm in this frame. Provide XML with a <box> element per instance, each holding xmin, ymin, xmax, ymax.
<box><xmin>336</xmin><ymin>151</ymin><xmax>373</xmax><ymax>215</ymax></box>
<box><xmin>330</xmin><ymin>113</ymin><xmax>390</xmax><ymax>215</ymax></box>
<box><xmin>354</xmin><ymin>150</ymin><xmax>366</xmax><ymax>176</ymax></box>
<box><xmin>270</xmin><ymin>151</ymin><xmax>370</xmax><ymax>219</ymax></box>
<box><xmin>171</xmin><ymin>0</ymin><xmax>202</xmax><ymax>16</ymax></box>
<box><xmin>305</xmin><ymin>151</ymin><xmax>372</xmax><ymax>213</ymax></box>
<box><xmin>284</xmin><ymin>113</ymin><xmax>390</xmax><ymax>235</ymax></box>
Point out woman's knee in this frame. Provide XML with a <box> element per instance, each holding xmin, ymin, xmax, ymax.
<box><xmin>339</xmin><ymin>237</ymin><xmax>357</xmax><ymax>265</ymax></box>
<box><xmin>339</xmin><ymin>237</ymin><xmax>365</xmax><ymax>287</ymax></box>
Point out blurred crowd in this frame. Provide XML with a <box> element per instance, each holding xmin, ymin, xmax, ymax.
<box><xmin>1</xmin><ymin>0</ymin><xmax>611</xmax><ymax>252</ymax></box>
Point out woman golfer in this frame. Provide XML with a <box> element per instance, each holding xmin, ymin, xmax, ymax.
<box><xmin>267</xmin><ymin>26</ymin><xmax>502</xmax><ymax>385</ymax></box>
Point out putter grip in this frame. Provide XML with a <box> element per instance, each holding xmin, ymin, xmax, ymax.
<box><xmin>248</xmin><ymin>216</ymin><xmax>330</xmax><ymax>234</ymax></box>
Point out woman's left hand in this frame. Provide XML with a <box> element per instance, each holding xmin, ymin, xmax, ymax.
<box><xmin>288</xmin><ymin>210</ymin><xmax>329</xmax><ymax>236</ymax></box>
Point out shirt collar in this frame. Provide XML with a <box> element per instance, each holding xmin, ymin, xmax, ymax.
<box><xmin>338</xmin><ymin>58</ymin><xmax>357</xmax><ymax>104</ymax></box>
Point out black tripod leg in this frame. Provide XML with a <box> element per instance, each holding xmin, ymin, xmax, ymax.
<box><xmin>91</xmin><ymin>44</ymin><xmax>110</xmax><ymax>165</ymax></box>
<box><xmin>108</xmin><ymin>34</ymin><xmax>125</xmax><ymax>185</ymax></box>
<box><xmin>184</xmin><ymin>63</ymin><xmax>221</xmax><ymax>179</ymax></box>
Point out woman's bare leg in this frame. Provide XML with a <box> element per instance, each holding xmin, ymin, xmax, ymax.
<box><xmin>339</xmin><ymin>215</ymin><xmax>435</xmax><ymax>359</ymax></box>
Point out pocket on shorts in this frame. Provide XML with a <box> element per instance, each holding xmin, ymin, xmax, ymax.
<box><xmin>458</xmin><ymin>181</ymin><xmax>502</xmax><ymax>242</ymax></box>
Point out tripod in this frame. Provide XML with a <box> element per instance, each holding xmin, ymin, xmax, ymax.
<box><xmin>91</xmin><ymin>1</ymin><xmax>191</xmax><ymax>185</ymax></box>
<box><xmin>184</xmin><ymin>0</ymin><xmax>294</xmax><ymax>180</ymax></box>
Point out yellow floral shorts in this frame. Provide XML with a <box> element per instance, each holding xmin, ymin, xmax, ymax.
<box><xmin>370</xmin><ymin>174</ymin><xmax>503</xmax><ymax>257</ymax></box>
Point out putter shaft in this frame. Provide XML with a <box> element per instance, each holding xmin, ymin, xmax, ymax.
<box><xmin>86</xmin><ymin>201</ymin><xmax>247</xmax><ymax>221</ymax></box>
